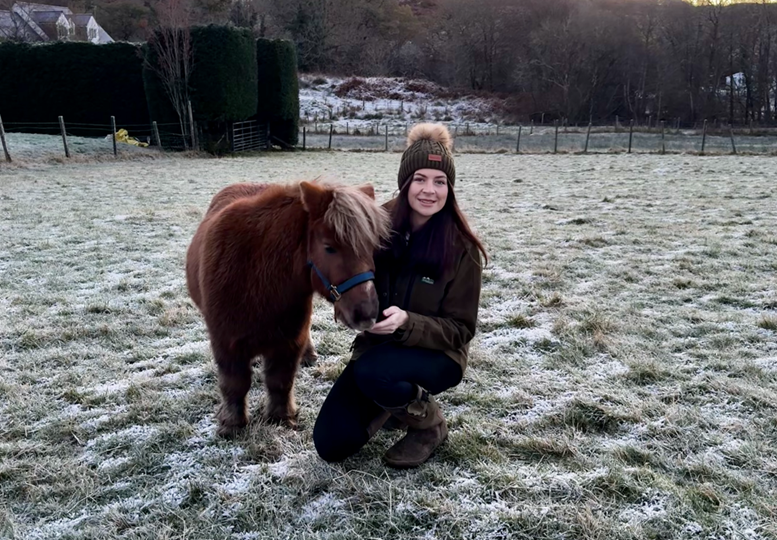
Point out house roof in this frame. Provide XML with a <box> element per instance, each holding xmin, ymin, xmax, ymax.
<box><xmin>2</xmin><ymin>2</ymin><xmax>112</xmax><ymax>43</ymax></box>
<box><xmin>68</xmin><ymin>14</ymin><xmax>92</xmax><ymax>26</ymax></box>
<box><xmin>35</xmin><ymin>20</ymin><xmax>59</xmax><ymax>39</ymax></box>
<box><xmin>31</xmin><ymin>10</ymin><xmax>65</xmax><ymax>23</ymax></box>
<box><xmin>0</xmin><ymin>10</ymin><xmax>17</xmax><ymax>37</ymax></box>
<box><xmin>15</xmin><ymin>2</ymin><xmax>71</xmax><ymax>15</ymax></box>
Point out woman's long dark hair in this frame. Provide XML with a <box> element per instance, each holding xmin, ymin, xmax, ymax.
<box><xmin>380</xmin><ymin>176</ymin><xmax>488</xmax><ymax>279</ymax></box>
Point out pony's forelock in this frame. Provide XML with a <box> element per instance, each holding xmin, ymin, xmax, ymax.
<box><xmin>324</xmin><ymin>185</ymin><xmax>391</xmax><ymax>259</ymax></box>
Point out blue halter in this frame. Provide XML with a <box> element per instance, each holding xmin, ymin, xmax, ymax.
<box><xmin>307</xmin><ymin>262</ymin><xmax>375</xmax><ymax>302</ymax></box>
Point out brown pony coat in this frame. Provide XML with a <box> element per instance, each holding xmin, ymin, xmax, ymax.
<box><xmin>186</xmin><ymin>181</ymin><xmax>388</xmax><ymax>436</ymax></box>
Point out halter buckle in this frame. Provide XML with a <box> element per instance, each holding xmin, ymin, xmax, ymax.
<box><xmin>329</xmin><ymin>286</ymin><xmax>342</xmax><ymax>302</ymax></box>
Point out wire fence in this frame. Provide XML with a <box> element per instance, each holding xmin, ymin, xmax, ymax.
<box><xmin>0</xmin><ymin>117</ymin><xmax>275</xmax><ymax>161</ymax></box>
<box><xmin>0</xmin><ymin>117</ymin><xmax>192</xmax><ymax>162</ymax></box>
<box><xmin>4</xmin><ymin>116</ymin><xmax>777</xmax><ymax>163</ymax></box>
<box><xmin>298</xmin><ymin>120</ymin><xmax>777</xmax><ymax>155</ymax></box>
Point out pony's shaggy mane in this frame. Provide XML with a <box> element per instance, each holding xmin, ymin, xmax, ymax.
<box><xmin>324</xmin><ymin>185</ymin><xmax>391</xmax><ymax>259</ymax></box>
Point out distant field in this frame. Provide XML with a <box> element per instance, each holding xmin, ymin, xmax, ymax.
<box><xmin>1</xmin><ymin>153</ymin><xmax>776</xmax><ymax>539</ymax></box>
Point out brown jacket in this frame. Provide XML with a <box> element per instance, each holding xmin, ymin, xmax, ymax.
<box><xmin>350</xmin><ymin>219</ymin><xmax>483</xmax><ymax>373</ymax></box>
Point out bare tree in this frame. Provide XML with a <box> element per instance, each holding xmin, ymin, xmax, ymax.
<box><xmin>147</xmin><ymin>0</ymin><xmax>193</xmax><ymax>148</ymax></box>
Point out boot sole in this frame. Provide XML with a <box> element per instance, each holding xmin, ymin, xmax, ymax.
<box><xmin>383</xmin><ymin>427</ymin><xmax>448</xmax><ymax>469</ymax></box>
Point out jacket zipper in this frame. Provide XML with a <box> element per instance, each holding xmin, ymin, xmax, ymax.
<box><xmin>400</xmin><ymin>231</ymin><xmax>415</xmax><ymax>311</ymax></box>
<box><xmin>402</xmin><ymin>274</ymin><xmax>416</xmax><ymax>311</ymax></box>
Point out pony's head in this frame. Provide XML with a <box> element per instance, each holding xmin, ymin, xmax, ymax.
<box><xmin>300</xmin><ymin>181</ymin><xmax>391</xmax><ymax>331</ymax></box>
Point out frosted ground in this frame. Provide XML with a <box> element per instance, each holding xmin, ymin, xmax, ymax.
<box><xmin>1</xmin><ymin>152</ymin><xmax>776</xmax><ymax>539</ymax></box>
<box><xmin>1</xmin><ymin>132</ymin><xmax>153</xmax><ymax>164</ymax></box>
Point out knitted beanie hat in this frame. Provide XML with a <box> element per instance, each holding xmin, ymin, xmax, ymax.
<box><xmin>397</xmin><ymin>123</ymin><xmax>455</xmax><ymax>190</ymax></box>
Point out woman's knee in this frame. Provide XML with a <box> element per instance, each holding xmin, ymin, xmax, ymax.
<box><xmin>351</xmin><ymin>356</ymin><xmax>382</xmax><ymax>393</ymax></box>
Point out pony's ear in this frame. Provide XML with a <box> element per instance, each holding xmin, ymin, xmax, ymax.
<box><xmin>299</xmin><ymin>181</ymin><xmax>328</xmax><ymax>217</ymax></box>
<box><xmin>357</xmin><ymin>183</ymin><xmax>375</xmax><ymax>200</ymax></box>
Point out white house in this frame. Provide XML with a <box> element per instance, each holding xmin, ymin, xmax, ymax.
<box><xmin>0</xmin><ymin>2</ymin><xmax>113</xmax><ymax>44</ymax></box>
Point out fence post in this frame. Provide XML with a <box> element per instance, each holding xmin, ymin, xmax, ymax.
<box><xmin>530</xmin><ymin>120</ymin><xmax>534</xmax><ymax>135</ymax></box>
<box><xmin>303</xmin><ymin>126</ymin><xmax>306</xmax><ymax>150</ymax></box>
<box><xmin>384</xmin><ymin>125</ymin><xmax>388</xmax><ymax>152</ymax></box>
<box><xmin>58</xmin><ymin>116</ymin><xmax>70</xmax><ymax>158</ymax></box>
<box><xmin>553</xmin><ymin>120</ymin><xmax>559</xmax><ymax>154</ymax></box>
<box><xmin>661</xmin><ymin>121</ymin><xmax>666</xmax><ymax>154</ymax></box>
<box><xmin>0</xmin><ymin>115</ymin><xmax>10</xmax><ymax>162</ymax></box>
<box><xmin>584</xmin><ymin>121</ymin><xmax>592</xmax><ymax>153</ymax></box>
<box><xmin>729</xmin><ymin>126</ymin><xmax>737</xmax><ymax>155</ymax></box>
<box><xmin>701</xmin><ymin>119</ymin><xmax>708</xmax><ymax>155</ymax></box>
<box><xmin>516</xmin><ymin>125</ymin><xmax>522</xmax><ymax>153</ymax></box>
<box><xmin>111</xmin><ymin>116</ymin><xmax>118</xmax><ymax>156</ymax></box>
<box><xmin>628</xmin><ymin>119</ymin><xmax>634</xmax><ymax>154</ymax></box>
<box><xmin>346</xmin><ymin>122</ymin><xmax>349</xmax><ymax>135</ymax></box>
<box><xmin>152</xmin><ymin>121</ymin><xmax>161</xmax><ymax>147</ymax></box>
<box><xmin>328</xmin><ymin>124</ymin><xmax>333</xmax><ymax>150</ymax></box>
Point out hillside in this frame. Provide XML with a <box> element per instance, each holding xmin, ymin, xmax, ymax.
<box><xmin>299</xmin><ymin>73</ymin><xmax>513</xmax><ymax>133</ymax></box>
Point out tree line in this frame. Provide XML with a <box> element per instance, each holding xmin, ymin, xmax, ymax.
<box><xmin>10</xmin><ymin>0</ymin><xmax>777</xmax><ymax>125</ymax></box>
<box><xmin>260</xmin><ymin>0</ymin><xmax>777</xmax><ymax>126</ymax></box>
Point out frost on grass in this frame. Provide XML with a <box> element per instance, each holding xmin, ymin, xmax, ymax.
<box><xmin>1</xmin><ymin>153</ymin><xmax>776</xmax><ymax>539</ymax></box>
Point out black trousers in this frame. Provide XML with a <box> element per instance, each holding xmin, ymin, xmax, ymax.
<box><xmin>313</xmin><ymin>342</ymin><xmax>462</xmax><ymax>462</ymax></box>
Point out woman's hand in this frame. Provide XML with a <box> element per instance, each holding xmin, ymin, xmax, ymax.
<box><xmin>368</xmin><ymin>306</ymin><xmax>409</xmax><ymax>335</ymax></box>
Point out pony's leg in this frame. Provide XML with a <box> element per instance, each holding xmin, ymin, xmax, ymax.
<box><xmin>300</xmin><ymin>326</ymin><xmax>318</xmax><ymax>367</ymax></box>
<box><xmin>213</xmin><ymin>340</ymin><xmax>253</xmax><ymax>438</ymax></box>
<box><xmin>263</xmin><ymin>340</ymin><xmax>302</xmax><ymax>427</ymax></box>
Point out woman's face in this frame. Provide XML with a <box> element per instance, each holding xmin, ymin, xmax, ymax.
<box><xmin>407</xmin><ymin>168</ymin><xmax>448</xmax><ymax>229</ymax></box>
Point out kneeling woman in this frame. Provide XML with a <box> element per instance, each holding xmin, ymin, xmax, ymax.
<box><xmin>314</xmin><ymin>123</ymin><xmax>487</xmax><ymax>468</ymax></box>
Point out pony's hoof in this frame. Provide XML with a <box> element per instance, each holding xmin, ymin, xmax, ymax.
<box><xmin>216</xmin><ymin>423</ymin><xmax>246</xmax><ymax>439</ymax></box>
<box><xmin>300</xmin><ymin>352</ymin><xmax>318</xmax><ymax>367</ymax></box>
<box><xmin>216</xmin><ymin>408</ymin><xmax>248</xmax><ymax>438</ymax></box>
<box><xmin>265</xmin><ymin>408</ymin><xmax>298</xmax><ymax>429</ymax></box>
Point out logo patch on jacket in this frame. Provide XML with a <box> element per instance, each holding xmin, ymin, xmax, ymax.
<box><xmin>421</xmin><ymin>277</ymin><xmax>435</xmax><ymax>285</ymax></box>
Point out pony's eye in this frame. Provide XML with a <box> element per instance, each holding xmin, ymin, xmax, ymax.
<box><xmin>325</xmin><ymin>246</ymin><xmax>337</xmax><ymax>254</ymax></box>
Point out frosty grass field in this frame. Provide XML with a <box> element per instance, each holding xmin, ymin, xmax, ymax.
<box><xmin>1</xmin><ymin>151</ymin><xmax>776</xmax><ymax>540</ymax></box>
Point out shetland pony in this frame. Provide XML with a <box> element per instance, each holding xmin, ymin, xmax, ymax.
<box><xmin>186</xmin><ymin>181</ymin><xmax>390</xmax><ymax>436</ymax></box>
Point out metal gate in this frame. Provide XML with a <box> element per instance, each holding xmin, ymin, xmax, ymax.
<box><xmin>232</xmin><ymin>120</ymin><xmax>269</xmax><ymax>152</ymax></box>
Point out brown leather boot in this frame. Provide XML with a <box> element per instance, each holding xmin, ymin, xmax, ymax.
<box><xmin>382</xmin><ymin>386</ymin><xmax>448</xmax><ymax>469</ymax></box>
<box><xmin>381</xmin><ymin>416</ymin><xmax>408</xmax><ymax>432</ymax></box>
<box><xmin>366</xmin><ymin>410</ymin><xmax>391</xmax><ymax>439</ymax></box>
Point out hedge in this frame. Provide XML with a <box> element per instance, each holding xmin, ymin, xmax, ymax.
<box><xmin>256</xmin><ymin>39</ymin><xmax>299</xmax><ymax>147</ymax></box>
<box><xmin>143</xmin><ymin>25</ymin><xmax>257</xmax><ymax>126</ymax></box>
<box><xmin>0</xmin><ymin>41</ymin><xmax>149</xmax><ymax>136</ymax></box>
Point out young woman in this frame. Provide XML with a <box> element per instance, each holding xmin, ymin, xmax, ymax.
<box><xmin>313</xmin><ymin>123</ymin><xmax>487</xmax><ymax>468</ymax></box>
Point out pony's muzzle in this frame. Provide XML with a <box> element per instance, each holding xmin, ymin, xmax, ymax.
<box><xmin>335</xmin><ymin>281</ymin><xmax>379</xmax><ymax>331</ymax></box>
<box><xmin>351</xmin><ymin>299</ymin><xmax>379</xmax><ymax>328</ymax></box>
